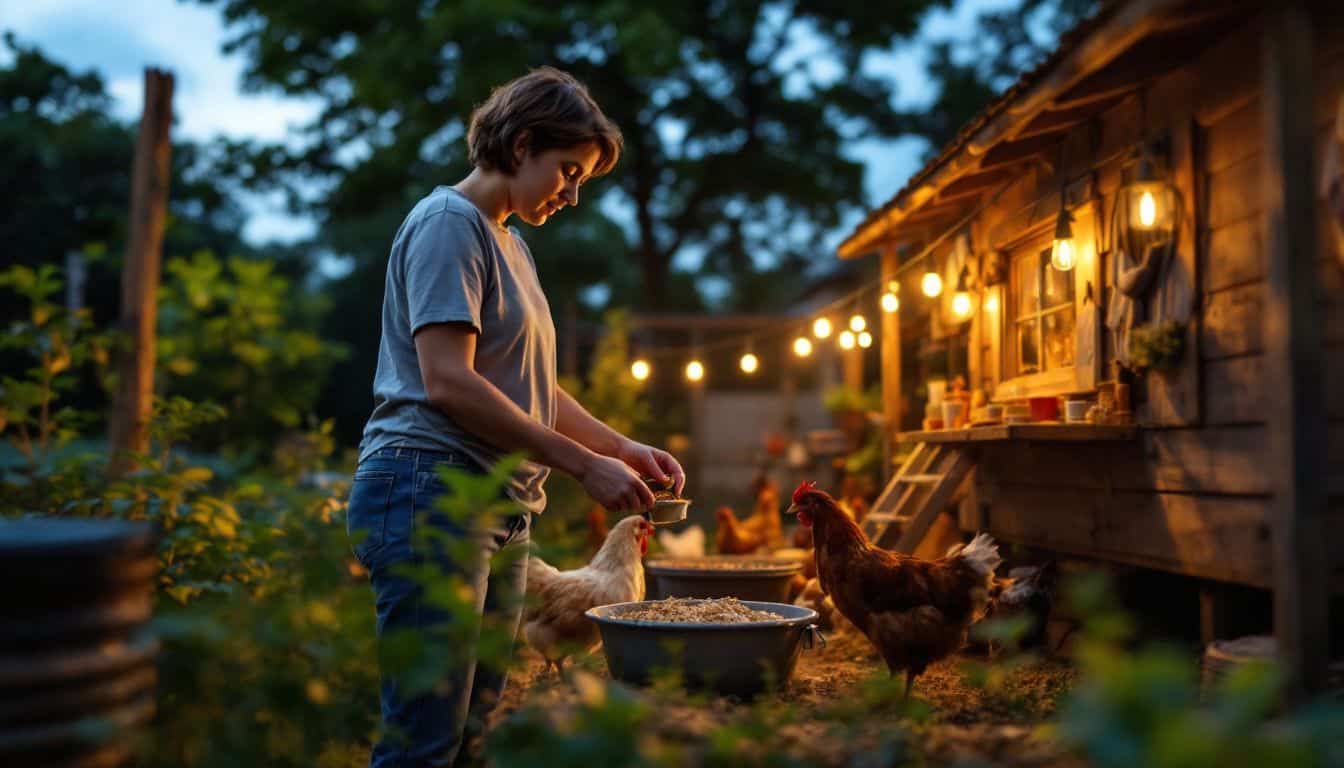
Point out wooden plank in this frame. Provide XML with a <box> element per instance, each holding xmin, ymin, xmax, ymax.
<box><xmin>1203</xmin><ymin>97</ymin><xmax>1262</xmax><ymax>174</ymax></box>
<box><xmin>109</xmin><ymin>68</ymin><xmax>174</xmax><ymax>478</ymax></box>
<box><xmin>1202</xmin><ymin>283</ymin><xmax>1264</xmax><ymax>359</ymax></box>
<box><xmin>985</xmin><ymin>485</ymin><xmax>1272</xmax><ymax>587</ymax></box>
<box><xmin>1015</xmin><ymin>97</ymin><xmax>1124</xmax><ymax>140</ymax></box>
<box><xmin>1203</xmin><ymin>354</ymin><xmax>1265</xmax><ymax>425</ymax></box>
<box><xmin>1208</xmin><ymin>153</ymin><xmax>1264</xmax><ymax>230</ymax></box>
<box><xmin>1204</xmin><ymin>216</ymin><xmax>1265</xmax><ymax>293</ymax></box>
<box><xmin>897</xmin><ymin>424</ymin><xmax>1139</xmax><ymax>444</ymax></box>
<box><xmin>973</xmin><ymin>426</ymin><xmax>1275</xmax><ymax>496</ymax></box>
<box><xmin>1261</xmin><ymin>2</ymin><xmax>1329</xmax><ymax>698</ymax></box>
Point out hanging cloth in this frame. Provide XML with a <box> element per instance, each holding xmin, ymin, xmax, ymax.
<box><xmin>1075</xmin><ymin>282</ymin><xmax>1102</xmax><ymax>391</ymax></box>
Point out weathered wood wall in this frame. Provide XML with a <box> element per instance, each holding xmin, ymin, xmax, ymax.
<box><xmin>962</xmin><ymin>11</ymin><xmax>1344</xmax><ymax>588</ymax></box>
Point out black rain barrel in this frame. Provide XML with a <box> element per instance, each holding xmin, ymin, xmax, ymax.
<box><xmin>0</xmin><ymin>518</ymin><xmax>158</xmax><ymax>767</ymax></box>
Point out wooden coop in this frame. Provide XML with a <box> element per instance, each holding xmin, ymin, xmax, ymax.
<box><xmin>837</xmin><ymin>0</ymin><xmax>1343</xmax><ymax>694</ymax></box>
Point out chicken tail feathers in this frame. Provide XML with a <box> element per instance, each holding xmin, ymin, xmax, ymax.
<box><xmin>957</xmin><ymin>532</ymin><xmax>1002</xmax><ymax>577</ymax></box>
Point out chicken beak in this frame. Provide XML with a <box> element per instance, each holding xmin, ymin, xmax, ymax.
<box><xmin>786</xmin><ymin>503</ymin><xmax>799</xmax><ymax>518</ymax></box>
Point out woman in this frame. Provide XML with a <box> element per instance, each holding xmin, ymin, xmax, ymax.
<box><xmin>346</xmin><ymin>67</ymin><xmax>685</xmax><ymax>767</ymax></box>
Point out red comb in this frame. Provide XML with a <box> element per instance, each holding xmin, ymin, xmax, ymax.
<box><xmin>792</xmin><ymin>481</ymin><xmax>817</xmax><ymax>505</ymax></box>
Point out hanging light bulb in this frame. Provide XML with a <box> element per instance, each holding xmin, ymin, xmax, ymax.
<box><xmin>685</xmin><ymin>359</ymin><xmax>704</xmax><ymax>382</ymax></box>
<box><xmin>812</xmin><ymin>316</ymin><xmax>832</xmax><ymax>339</ymax></box>
<box><xmin>1051</xmin><ymin>205</ymin><xmax>1076</xmax><ymax>272</ymax></box>
<box><xmin>792</xmin><ymin>336</ymin><xmax>813</xmax><ymax>357</ymax></box>
<box><xmin>848</xmin><ymin>313</ymin><xmax>867</xmax><ymax>333</ymax></box>
<box><xmin>630</xmin><ymin>358</ymin><xmax>651</xmax><ymax>381</ymax></box>
<box><xmin>921</xmin><ymin>270</ymin><xmax>943</xmax><ymax>297</ymax></box>
<box><xmin>951</xmin><ymin>266</ymin><xmax>974</xmax><ymax>319</ymax></box>
<box><xmin>857</xmin><ymin>331</ymin><xmax>873</xmax><ymax>348</ymax></box>
<box><xmin>838</xmin><ymin>330</ymin><xmax>856</xmax><ymax>350</ymax></box>
<box><xmin>880</xmin><ymin>290</ymin><xmax>900</xmax><ymax>313</ymax></box>
<box><xmin>739</xmin><ymin>351</ymin><xmax>759</xmax><ymax>374</ymax></box>
<box><xmin>983</xmin><ymin>293</ymin><xmax>1000</xmax><ymax>313</ymax></box>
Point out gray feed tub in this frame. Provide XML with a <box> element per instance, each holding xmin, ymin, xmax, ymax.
<box><xmin>645</xmin><ymin>556</ymin><xmax>802</xmax><ymax>602</ymax></box>
<box><xmin>586</xmin><ymin>600</ymin><xmax>822</xmax><ymax>698</ymax></box>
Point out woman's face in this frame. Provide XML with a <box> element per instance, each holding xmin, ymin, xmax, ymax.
<box><xmin>508</xmin><ymin>139</ymin><xmax>601</xmax><ymax>227</ymax></box>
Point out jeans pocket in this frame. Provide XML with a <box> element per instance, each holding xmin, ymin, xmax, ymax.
<box><xmin>346</xmin><ymin>470</ymin><xmax>396</xmax><ymax>567</ymax></box>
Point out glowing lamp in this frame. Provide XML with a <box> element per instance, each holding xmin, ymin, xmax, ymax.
<box><xmin>739</xmin><ymin>352</ymin><xmax>759</xmax><ymax>374</ymax></box>
<box><xmin>630</xmin><ymin>359</ymin><xmax>651</xmax><ymax>381</ymax></box>
<box><xmin>1051</xmin><ymin>207</ymin><xmax>1076</xmax><ymax>272</ymax></box>
<box><xmin>792</xmin><ymin>336</ymin><xmax>813</xmax><ymax>357</ymax></box>
<box><xmin>1123</xmin><ymin>150</ymin><xmax>1178</xmax><ymax>240</ymax></box>
<box><xmin>880</xmin><ymin>291</ymin><xmax>899</xmax><ymax>313</ymax></box>
<box><xmin>951</xmin><ymin>266</ymin><xmax>973</xmax><ymax>319</ymax></box>
<box><xmin>848</xmin><ymin>314</ymin><xmax>867</xmax><ymax>333</ymax></box>
<box><xmin>984</xmin><ymin>294</ymin><xmax>1000</xmax><ymax>313</ymax></box>
<box><xmin>685</xmin><ymin>360</ymin><xmax>704</xmax><ymax>382</ymax></box>
<box><xmin>838</xmin><ymin>330</ymin><xmax>856</xmax><ymax>350</ymax></box>
<box><xmin>921</xmin><ymin>271</ymin><xmax>943</xmax><ymax>297</ymax></box>
<box><xmin>812</xmin><ymin>317</ymin><xmax>832</xmax><ymax>339</ymax></box>
<box><xmin>857</xmin><ymin>331</ymin><xmax>873</xmax><ymax>348</ymax></box>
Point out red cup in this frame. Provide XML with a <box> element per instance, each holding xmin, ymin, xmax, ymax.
<box><xmin>1028</xmin><ymin>396</ymin><xmax>1060</xmax><ymax>422</ymax></box>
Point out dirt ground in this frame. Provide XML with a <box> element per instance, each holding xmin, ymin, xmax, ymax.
<box><xmin>487</xmin><ymin>629</ymin><xmax>1083</xmax><ymax>767</ymax></box>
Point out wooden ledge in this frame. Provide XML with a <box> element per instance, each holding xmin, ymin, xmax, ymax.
<box><xmin>896</xmin><ymin>423</ymin><xmax>1139</xmax><ymax>444</ymax></box>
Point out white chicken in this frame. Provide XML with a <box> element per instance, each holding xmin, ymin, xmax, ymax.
<box><xmin>656</xmin><ymin>524</ymin><xmax>706</xmax><ymax>559</ymax></box>
<box><xmin>523</xmin><ymin>515</ymin><xmax>654</xmax><ymax>673</ymax></box>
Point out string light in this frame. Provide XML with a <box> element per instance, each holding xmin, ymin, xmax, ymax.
<box><xmin>792</xmin><ymin>336</ymin><xmax>813</xmax><ymax>357</ymax></box>
<box><xmin>857</xmin><ymin>331</ymin><xmax>873</xmax><ymax>348</ymax></box>
<box><xmin>630</xmin><ymin>358</ymin><xmax>651</xmax><ymax>381</ymax></box>
<box><xmin>921</xmin><ymin>270</ymin><xmax>943</xmax><ymax>297</ymax></box>
<box><xmin>880</xmin><ymin>280</ymin><xmax>900</xmax><ymax>313</ymax></box>
<box><xmin>848</xmin><ymin>313</ymin><xmax>867</xmax><ymax>333</ymax></box>
<box><xmin>984</xmin><ymin>293</ymin><xmax>1000</xmax><ymax>313</ymax></box>
<box><xmin>838</xmin><ymin>330</ymin><xmax>856</xmax><ymax>350</ymax></box>
<box><xmin>951</xmin><ymin>266</ymin><xmax>974</xmax><ymax>319</ymax></box>
<box><xmin>739</xmin><ymin>351</ymin><xmax>759</xmax><ymax>374</ymax></box>
<box><xmin>812</xmin><ymin>317</ymin><xmax>832</xmax><ymax>339</ymax></box>
<box><xmin>685</xmin><ymin>359</ymin><xmax>705</xmax><ymax>382</ymax></box>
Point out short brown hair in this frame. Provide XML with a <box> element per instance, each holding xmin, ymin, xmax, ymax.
<box><xmin>467</xmin><ymin>67</ymin><xmax>623</xmax><ymax>177</ymax></box>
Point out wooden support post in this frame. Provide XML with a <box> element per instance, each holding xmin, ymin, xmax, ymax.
<box><xmin>880</xmin><ymin>244</ymin><xmax>903</xmax><ymax>466</ymax></box>
<box><xmin>109</xmin><ymin>69</ymin><xmax>173</xmax><ymax>476</ymax></box>
<box><xmin>1262</xmin><ymin>4</ymin><xmax>1329</xmax><ymax>701</ymax></box>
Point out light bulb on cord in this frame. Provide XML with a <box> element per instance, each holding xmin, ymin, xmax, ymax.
<box><xmin>685</xmin><ymin>360</ymin><xmax>704</xmax><ymax>382</ymax></box>
<box><xmin>630</xmin><ymin>358</ymin><xmax>651</xmax><ymax>381</ymax></box>
<box><xmin>849</xmin><ymin>314</ymin><xmax>867</xmax><ymax>333</ymax></box>
<box><xmin>1051</xmin><ymin>206</ymin><xmax>1076</xmax><ymax>272</ymax></box>
<box><xmin>812</xmin><ymin>317</ymin><xmax>832</xmax><ymax>339</ymax></box>
<box><xmin>880</xmin><ymin>292</ymin><xmax>899</xmax><ymax>313</ymax></box>
<box><xmin>838</xmin><ymin>330</ymin><xmax>856</xmax><ymax>350</ymax></box>
<box><xmin>857</xmin><ymin>331</ymin><xmax>873</xmax><ymax>348</ymax></box>
<box><xmin>739</xmin><ymin>352</ymin><xmax>759</xmax><ymax>374</ymax></box>
<box><xmin>792</xmin><ymin>336</ymin><xmax>813</xmax><ymax>357</ymax></box>
<box><xmin>951</xmin><ymin>266</ymin><xmax>974</xmax><ymax>319</ymax></box>
<box><xmin>921</xmin><ymin>271</ymin><xmax>943</xmax><ymax>297</ymax></box>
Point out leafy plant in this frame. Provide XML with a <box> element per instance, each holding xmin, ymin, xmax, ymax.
<box><xmin>1128</xmin><ymin>321</ymin><xmax>1186</xmax><ymax>372</ymax></box>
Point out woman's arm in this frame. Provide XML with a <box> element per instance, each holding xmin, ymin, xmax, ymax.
<box><xmin>555</xmin><ymin>386</ymin><xmax>686</xmax><ymax>497</ymax></box>
<box><xmin>415</xmin><ymin>322</ymin><xmax>655</xmax><ymax>511</ymax></box>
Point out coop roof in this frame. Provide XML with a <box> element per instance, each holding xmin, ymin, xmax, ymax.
<box><xmin>837</xmin><ymin>0</ymin><xmax>1253</xmax><ymax>259</ymax></box>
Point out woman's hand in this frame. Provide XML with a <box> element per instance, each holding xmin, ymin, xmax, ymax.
<box><xmin>578</xmin><ymin>453</ymin><xmax>657</xmax><ymax>512</ymax></box>
<box><xmin>615</xmin><ymin>440</ymin><xmax>686</xmax><ymax>497</ymax></box>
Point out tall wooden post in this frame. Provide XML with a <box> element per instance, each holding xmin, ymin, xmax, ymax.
<box><xmin>880</xmin><ymin>244</ymin><xmax>903</xmax><ymax>474</ymax></box>
<box><xmin>109</xmin><ymin>69</ymin><xmax>173</xmax><ymax>476</ymax></box>
<box><xmin>1261</xmin><ymin>4</ymin><xmax>1328</xmax><ymax>701</ymax></box>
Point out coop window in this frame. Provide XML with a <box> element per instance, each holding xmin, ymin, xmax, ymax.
<box><xmin>1013</xmin><ymin>247</ymin><xmax>1075</xmax><ymax>375</ymax></box>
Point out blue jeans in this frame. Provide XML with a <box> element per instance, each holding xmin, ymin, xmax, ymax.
<box><xmin>346</xmin><ymin>447</ymin><xmax>531</xmax><ymax>767</ymax></box>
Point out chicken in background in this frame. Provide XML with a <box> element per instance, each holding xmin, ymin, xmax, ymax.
<box><xmin>584</xmin><ymin>504</ymin><xmax>609</xmax><ymax>557</ymax></box>
<box><xmin>714</xmin><ymin>505</ymin><xmax>765</xmax><ymax>555</ymax></box>
<box><xmin>745</xmin><ymin>474</ymin><xmax>784</xmax><ymax>547</ymax></box>
<box><xmin>524</xmin><ymin>515</ymin><xmax>654</xmax><ymax>674</ymax></box>
<box><xmin>979</xmin><ymin>560</ymin><xmax>1058</xmax><ymax>656</ymax></box>
<box><xmin>656</xmin><ymin>524</ymin><xmax>706</xmax><ymax>559</ymax></box>
<box><xmin>789</xmin><ymin>481</ymin><xmax>1001</xmax><ymax>699</ymax></box>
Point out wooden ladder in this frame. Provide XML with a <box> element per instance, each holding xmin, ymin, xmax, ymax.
<box><xmin>861</xmin><ymin>442</ymin><xmax>977</xmax><ymax>552</ymax></box>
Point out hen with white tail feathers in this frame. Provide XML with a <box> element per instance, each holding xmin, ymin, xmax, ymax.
<box><xmin>523</xmin><ymin>515</ymin><xmax>653</xmax><ymax>673</ymax></box>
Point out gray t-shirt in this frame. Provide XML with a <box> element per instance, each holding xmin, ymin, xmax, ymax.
<box><xmin>358</xmin><ymin>186</ymin><xmax>556</xmax><ymax>514</ymax></box>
